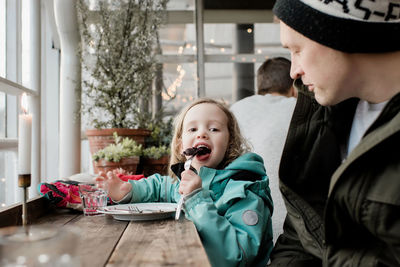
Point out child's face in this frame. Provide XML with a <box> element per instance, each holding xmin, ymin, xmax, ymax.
<box><xmin>180</xmin><ymin>103</ymin><xmax>230</xmax><ymax>170</ymax></box>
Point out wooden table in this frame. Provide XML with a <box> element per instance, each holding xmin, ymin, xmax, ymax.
<box><xmin>0</xmin><ymin>197</ymin><xmax>210</xmax><ymax>267</ymax></box>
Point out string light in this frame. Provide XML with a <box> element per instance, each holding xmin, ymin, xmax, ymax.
<box><xmin>220</xmin><ymin>48</ymin><xmax>225</xmax><ymax>53</ymax></box>
<box><xmin>247</xmin><ymin>28</ymin><xmax>252</xmax><ymax>33</ymax></box>
<box><xmin>163</xmin><ymin>65</ymin><xmax>186</xmax><ymax>100</ymax></box>
<box><xmin>257</xmin><ymin>49</ymin><xmax>262</xmax><ymax>54</ymax></box>
<box><xmin>89</xmin><ymin>24</ymin><xmax>96</xmax><ymax>32</ymax></box>
<box><xmin>210</xmin><ymin>39</ymin><xmax>215</xmax><ymax>44</ymax></box>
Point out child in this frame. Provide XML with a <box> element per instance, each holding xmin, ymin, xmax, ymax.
<box><xmin>99</xmin><ymin>98</ymin><xmax>273</xmax><ymax>266</ymax></box>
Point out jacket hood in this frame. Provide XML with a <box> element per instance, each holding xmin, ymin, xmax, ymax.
<box><xmin>224</xmin><ymin>152</ymin><xmax>266</xmax><ymax>176</ymax></box>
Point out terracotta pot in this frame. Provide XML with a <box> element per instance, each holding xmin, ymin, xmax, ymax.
<box><xmin>139</xmin><ymin>155</ymin><xmax>170</xmax><ymax>177</ymax></box>
<box><xmin>86</xmin><ymin>128</ymin><xmax>151</xmax><ymax>156</ymax></box>
<box><xmin>93</xmin><ymin>156</ymin><xmax>140</xmax><ymax>175</ymax></box>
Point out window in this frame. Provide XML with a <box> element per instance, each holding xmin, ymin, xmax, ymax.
<box><xmin>0</xmin><ymin>0</ymin><xmax>47</xmax><ymax>208</ymax></box>
<box><xmin>0</xmin><ymin>0</ymin><xmax>5</xmax><ymax>136</ymax></box>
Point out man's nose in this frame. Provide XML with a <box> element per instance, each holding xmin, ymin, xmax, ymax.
<box><xmin>290</xmin><ymin>60</ymin><xmax>303</xmax><ymax>80</ymax></box>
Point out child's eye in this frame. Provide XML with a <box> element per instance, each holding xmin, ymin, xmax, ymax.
<box><xmin>188</xmin><ymin>127</ymin><xmax>197</xmax><ymax>132</ymax></box>
<box><xmin>209</xmin><ymin>128</ymin><xmax>219</xmax><ymax>132</ymax></box>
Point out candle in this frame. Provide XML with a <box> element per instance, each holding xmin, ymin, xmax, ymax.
<box><xmin>18</xmin><ymin>93</ymin><xmax>32</xmax><ymax>174</ymax></box>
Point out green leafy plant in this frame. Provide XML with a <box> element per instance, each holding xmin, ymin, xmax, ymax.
<box><xmin>93</xmin><ymin>132</ymin><xmax>142</xmax><ymax>162</ymax></box>
<box><xmin>142</xmin><ymin>115</ymin><xmax>173</xmax><ymax>159</ymax></box>
<box><xmin>145</xmin><ymin>116</ymin><xmax>173</xmax><ymax>147</ymax></box>
<box><xmin>142</xmin><ymin>145</ymin><xmax>170</xmax><ymax>160</ymax></box>
<box><xmin>77</xmin><ymin>0</ymin><xmax>168</xmax><ymax>129</ymax></box>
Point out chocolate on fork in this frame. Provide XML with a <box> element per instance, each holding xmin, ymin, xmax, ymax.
<box><xmin>183</xmin><ymin>146</ymin><xmax>211</xmax><ymax>157</ymax></box>
<box><xmin>183</xmin><ymin>146</ymin><xmax>211</xmax><ymax>171</ymax></box>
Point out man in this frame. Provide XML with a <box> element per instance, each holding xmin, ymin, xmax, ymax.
<box><xmin>231</xmin><ymin>57</ymin><xmax>296</xmax><ymax>243</ymax></box>
<box><xmin>270</xmin><ymin>0</ymin><xmax>400</xmax><ymax>266</ymax></box>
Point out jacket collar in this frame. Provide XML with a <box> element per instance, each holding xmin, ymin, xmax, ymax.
<box><xmin>171</xmin><ymin>153</ymin><xmax>265</xmax><ymax>182</ymax></box>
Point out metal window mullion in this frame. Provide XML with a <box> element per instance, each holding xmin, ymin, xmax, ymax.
<box><xmin>194</xmin><ymin>0</ymin><xmax>205</xmax><ymax>98</ymax></box>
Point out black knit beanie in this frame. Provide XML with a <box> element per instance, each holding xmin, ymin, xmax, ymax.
<box><xmin>273</xmin><ymin>0</ymin><xmax>400</xmax><ymax>53</ymax></box>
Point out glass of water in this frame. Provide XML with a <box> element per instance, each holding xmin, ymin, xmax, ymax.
<box><xmin>78</xmin><ymin>180</ymin><xmax>108</xmax><ymax>216</ymax></box>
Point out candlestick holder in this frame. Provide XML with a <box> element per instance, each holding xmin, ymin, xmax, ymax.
<box><xmin>18</xmin><ymin>174</ymin><xmax>31</xmax><ymax>227</ymax></box>
<box><xmin>13</xmin><ymin>174</ymin><xmax>56</xmax><ymax>242</ymax></box>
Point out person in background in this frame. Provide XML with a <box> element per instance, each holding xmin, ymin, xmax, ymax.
<box><xmin>269</xmin><ymin>0</ymin><xmax>400</xmax><ymax>266</ymax></box>
<box><xmin>231</xmin><ymin>57</ymin><xmax>296</xmax><ymax>244</ymax></box>
<box><xmin>99</xmin><ymin>98</ymin><xmax>274</xmax><ymax>267</ymax></box>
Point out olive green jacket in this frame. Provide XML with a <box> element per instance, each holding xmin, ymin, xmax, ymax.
<box><xmin>269</xmin><ymin>79</ymin><xmax>400</xmax><ymax>267</ymax></box>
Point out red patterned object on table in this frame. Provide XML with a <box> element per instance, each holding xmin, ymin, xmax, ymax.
<box><xmin>38</xmin><ymin>175</ymin><xmax>146</xmax><ymax>210</ymax></box>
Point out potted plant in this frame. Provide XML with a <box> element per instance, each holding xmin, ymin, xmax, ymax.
<box><xmin>139</xmin><ymin>116</ymin><xmax>173</xmax><ymax>176</ymax></box>
<box><xmin>92</xmin><ymin>132</ymin><xmax>142</xmax><ymax>174</ymax></box>
<box><xmin>76</xmin><ymin>0</ymin><xmax>168</xmax><ymax>157</ymax></box>
<box><xmin>141</xmin><ymin>145</ymin><xmax>170</xmax><ymax>176</ymax></box>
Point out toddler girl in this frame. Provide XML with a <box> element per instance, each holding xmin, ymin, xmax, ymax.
<box><xmin>99</xmin><ymin>98</ymin><xmax>273</xmax><ymax>266</ymax></box>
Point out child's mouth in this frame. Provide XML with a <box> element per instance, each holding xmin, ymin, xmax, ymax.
<box><xmin>183</xmin><ymin>146</ymin><xmax>211</xmax><ymax>159</ymax></box>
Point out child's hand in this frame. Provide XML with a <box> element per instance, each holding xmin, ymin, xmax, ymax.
<box><xmin>95</xmin><ymin>170</ymin><xmax>132</xmax><ymax>202</ymax></box>
<box><xmin>179</xmin><ymin>169</ymin><xmax>202</xmax><ymax>195</ymax></box>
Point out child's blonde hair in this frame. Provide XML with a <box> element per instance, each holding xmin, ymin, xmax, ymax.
<box><xmin>168</xmin><ymin>98</ymin><xmax>250</xmax><ymax>178</ymax></box>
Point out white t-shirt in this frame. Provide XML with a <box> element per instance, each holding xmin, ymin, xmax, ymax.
<box><xmin>231</xmin><ymin>94</ymin><xmax>296</xmax><ymax>243</ymax></box>
<box><xmin>347</xmin><ymin>99</ymin><xmax>388</xmax><ymax>156</ymax></box>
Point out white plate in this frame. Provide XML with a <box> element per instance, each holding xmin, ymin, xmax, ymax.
<box><xmin>98</xmin><ymin>203</ymin><xmax>177</xmax><ymax>221</ymax></box>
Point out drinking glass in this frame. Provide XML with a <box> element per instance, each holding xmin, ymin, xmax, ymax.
<box><xmin>78</xmin><ymin>180</ymin><xmax>108</xmax><ymax>216</ymax></box>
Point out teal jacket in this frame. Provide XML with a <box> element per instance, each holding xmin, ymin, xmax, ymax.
<box><xmin>125</xmin><ymin>152</ymin><xmax>274</xmax><ymax>267</ymax></box>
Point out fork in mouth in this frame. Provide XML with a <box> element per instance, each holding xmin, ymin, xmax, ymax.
<box><xmin>182</xmin><ymin>146</ymin><xmax>211</xmax><ymax>173</ymax></box>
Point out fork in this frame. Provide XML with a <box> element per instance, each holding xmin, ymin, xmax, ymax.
<box><xmin>175</xmin><ymin>156</ymin><xmax>196</xmax><ymax>220</ymax></box>
<box><xmin>129</xmin><ymin>205</ymin><xmax>142</xmax><ymax>213</ymax></box>
<box><xmin>184</xmin><ymin>155</ymin><xmax>197</xmax><ymax>173</ymax></box>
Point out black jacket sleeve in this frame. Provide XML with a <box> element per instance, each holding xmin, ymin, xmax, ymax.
<box><xmin>269</xmin><ymin>216</ymin><xmax>321</xmax><ymax>267</ymax></box>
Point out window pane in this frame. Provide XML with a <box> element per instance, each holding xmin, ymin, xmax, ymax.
<box><xmin>0</xmin><ymin>0</ymin><xmax>5</xmax><ymax>77</ymax></box>
<box><xmin>167</xmin><ymin>0</ymin><xmax>194</xmax><ymax>10</ymax></box>
<box><xmin>162</xmin><ymin>62</ymin><xmax>196</xmax><ymax>115</ymax></box>
<box><xmin>0</xmin><ymin>0</ymin><xmax>5</xmax><ymax>138</ymax></box>
<box><xmin>205</xmin><ymin>62</ymin><xmax>233</xmax><ymax>103</ymax></box>
<box><xmin>21</xmin><ymin>0</ymin><xmax>31</xmax><ymax>87</ymax></box>
<box><xmin>0</xmin><ymin>150</ymin><xmax>18</xmax><ymax>208</ymax></box>
<box><xmin>254</xmin><ymin>23</ymin><xmax>281</xmax><ymax>54</ymax></box>
<box><xmin>204</xmin><ymin>24</ymin><xmax>234</xmax><ymax>55</ymax></box>
<box><xmin>0</xmin><ymin>92</ymin><xmax>5</xmax><ymax>137</ymax></box>
<box><xmin>0</xmin><ymin>151</ymin><xmax>5</xmax><ymax>207</ymax></box>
